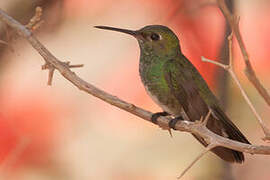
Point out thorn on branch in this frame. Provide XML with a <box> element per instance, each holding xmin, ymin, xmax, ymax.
<box><xmin>42</xmin><ymin>61</ymin><xmax>84</xmax><ymax>86</ymax></box>
<box><xmin>201</xmin><ymin>56</ymin><xmax>230</xmax><ymax>70</ymax></box>
<box><xmin>42</xmin><ymin>62</ymin><xmax>55</xmax><ymax>85</ymax></box>
<box><xmin>196</xmin><ymin>109</ymin><xmax>212</xmax><ymax>127</ymax></box>
<box><xmin>65</xmin><ymin>61</ymin><xmax>84</xmax><ymax>68</ymax></box>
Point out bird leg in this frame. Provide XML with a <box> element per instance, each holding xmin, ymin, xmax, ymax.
<box><xmin>168</xmin><ymin>116</ymin><xmax>184</xmax><ymax>130</ymax></box>
<box><xmin>151</xmin><ymin>111</ymin><xmax>170</xmax><ymax>124</ymax></box>
<box><xmin>151</xmin><ymin>111</ymin><xmax>173</xmax><ymax>136</ymax></box>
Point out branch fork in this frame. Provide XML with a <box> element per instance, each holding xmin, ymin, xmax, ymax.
<box><xmin>202</xmin><ymin>32</ymin><xmax>270</xmax><ymax>141</ymax></box>
<box><xmin>42</xmin><ymin>61</ymin><xmax>83</xmax><ymax>85</ymax></box>
<box><xmin>217</xmin><ymin>0</ymin><xmax>270</xmax><ymax>116</ymax></box>
<box><xmin>0</xmin><ymin>4</ymin><xmax>270</xmax><ymax>179</ymax></box>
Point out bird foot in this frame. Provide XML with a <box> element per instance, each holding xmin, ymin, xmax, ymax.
<box><xmin>151</xmin><ymin>111</ymin><xmax>169</xmax><ymax>124</ymax></box>
<box><xmin>151</xmin><ymin>112</ymin><xmax>173</xmax><ymax>137</ymax></box>
<box><xmin>168</xmin><ymin>116</ymin><xmax>184</xmax><ymax>130</ymax></box>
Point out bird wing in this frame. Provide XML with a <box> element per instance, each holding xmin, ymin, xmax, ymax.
<box><xmin>163</xmin><ymin>58</ymin><xmax>209</xmax><ymax>121</ymax></box>
<box><xmin>163</xmin><ymin>57</ymin><xmax>250</xmax><ymax>163</ymax></box>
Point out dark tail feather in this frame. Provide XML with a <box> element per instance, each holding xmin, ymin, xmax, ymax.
<box><xmin>211</xmin><ymin>106</ymin><xmax>250</xmax><ymax>163</ymax></box>
<box><xmin>193</xmin><ymin>106</ymin><xmax>250</xmax><ymax>163</ymax></box>
<box><xmin>211</xmin><ymin>146</ymin><xmax>244</xmax><ymax>163</ymax></box>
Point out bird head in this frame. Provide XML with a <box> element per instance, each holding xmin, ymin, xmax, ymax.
<box><xmin>95</xmin><ymin>25</ymin><xmax>181</xmax><ymax>57</ymax></box>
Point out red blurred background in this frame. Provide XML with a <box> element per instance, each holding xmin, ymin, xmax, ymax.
<box><xmin>0</xmin><ymin>0</ymin><xmax>270</xmax><ymax>179</ymax></box>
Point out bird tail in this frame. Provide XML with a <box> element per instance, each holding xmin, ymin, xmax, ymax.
<box><xmin>193</xmin><ymin>106</ymin><xmax>250</xmax><ymax>163</ymax></box>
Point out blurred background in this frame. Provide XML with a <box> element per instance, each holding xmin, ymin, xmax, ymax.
<box><xmin>0</xmin><ymin>0</ymin><xmax>270</xmax><ymax>179</ymax></box>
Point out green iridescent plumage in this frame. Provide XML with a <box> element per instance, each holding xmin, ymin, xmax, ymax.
<box><xmin>95</xmin><ymin>25</ymin><xmax>250</xmax><ymax>163</ymax></box>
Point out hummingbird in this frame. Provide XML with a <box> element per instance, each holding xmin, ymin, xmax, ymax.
<box><xmin>95</xmin><ymin>25</ymin><xmax>250</xmax><ymax>163</ymax></box>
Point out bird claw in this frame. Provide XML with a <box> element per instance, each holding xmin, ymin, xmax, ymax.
<box><xmin>168</xmin><ymin>116</ymin><xmax>184</xmax><ymax>130</ymax></box>
<box><xmin>151</xmin><ymin>111</ymin><xmax>169</xmax><ymax>124</ymax></box>
<box><xmin>159</xmin><ymin>125</ymin><xmax>173</xmax><ymax>137</ymax></box>
<box><xmin>151</xmin><ymin>112</ymin><xmax>173</xmax><ymax>137</ymax></box>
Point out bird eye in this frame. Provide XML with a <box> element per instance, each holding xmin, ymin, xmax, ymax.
<box><xmin>150</xmin><ymin>33</ymin><xmax>160</xmax><ymax>41</ymax></box>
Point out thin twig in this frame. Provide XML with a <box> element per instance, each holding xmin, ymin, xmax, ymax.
<box><xmin>202</xmin><ymin>56</ymin><xmax>270</xmax><ymax>140</ymax></box>
<box><xmin>217</xmin><ymin>0</ymin><xmax>270</xmax><ymax>106</ymax></box>
<box><xmin>229</xmin><ymin>69</ymin><xmax>270</xmax><ymax>140</ymax></box>
<box><xmin>201</xmin><ymin>57</ymin><xmax>229</xmax><ymax>69</ymax></box>
<box><xmin>177</xmin><ymin>111</ymin><xmax>214</xmax><ymax>179</ymax></box>
<box><xmin>68</xmin><ymin>64</ymin><xmax>84</xmax><ymax>68</ymax></box>
<box><xmin>25</xmin><ymin>6</ymin><xmax>44</xmax><ymax>31</ymax></box>
<box><xmin>42</xmin><ymin>62</ymin><xmax>55</xmax><ymax>85</ymax></box>
<box><xmin>199</xmin><ymin>109</ymin><xmax>212</xmax><ymax>126</ymax></box>
<box><xmin>228</xmin><ymin>32</ymin><xmax>233</xmax><ymax>66</ymax></box>
<box><xmin>42</xmin><ymin>61</ymin><xmax>84</xmax><ymax>85</ymax></box>
<box><xmin>177</xmin><ymin>144</ymin><xmax>216</xmax><ymax>179</ymax></box>
<box><xmin>202</xmin><ymin>32</ymin><xmax>270</xmax><ymax>140</ymax></box>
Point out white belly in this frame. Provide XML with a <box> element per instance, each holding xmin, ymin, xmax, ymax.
<box><xmin>144</xmin><ymin>85</ymin><xmax>174</xmax><ymax>115</ymax></box>
<box><xmin>144</xmin><ymin>85</ymin><xmax>189</xmax><ymax>120</ymax></box>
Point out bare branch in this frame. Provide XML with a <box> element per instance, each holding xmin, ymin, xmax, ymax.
<box><xmin>0</xmin><ymin>5</ymin><xmax>269</xmax><ymax>155</ymax></box>
<box><xmin>202</xmin><ymin>32</ymin><xmax>270</xmax><ymax>140</ymax></box>
<box><xmin>202</xmin><ymin>56</ymin><xmax>229</xmax><ymax>70</ymax></box>
<box><xmin>42</xmin><ymin>61</ymin><xmax>84</xmax><ymax>85</ymax></box>
<box><xmin>217</xmin><ymin>0</ymin><xmax>270</xmax><ymax>106</ymax></box>
<box><xmin>173</xmin><ymin>120</ymin><xmax>270</xmax><ymax>155</ymax></box>
<box><xmin>227</xmin><ymin>32</ymin><xmax>233</xmax><ymax>66</ymax></box>
<box><xmin>177</xmin><ymin>144</ymin><xmax>217</xmax><ymax>179</ymax></box>
<box><xmin>0</xmin><ymin>8</ymin><xmax>270</xmax><ymax>178</ymax></box>
<box><xmin>25</xmin><ymin>6</ymin><xmax>44</xmax><ymax>31</ymax></box>
<box><xmin>177</xmin><ymin>112</ymin><xmax>214</xmax><ymax>179</ymax></box>
<box><xmin>68</xmin><ymin>64</ymin><xmax>84</xmax><ymax>68</ymax></box>
<box><xmin>42</xmin><ymin>62</ymin><xmax>55</xmax><ymax>85</ymax></box>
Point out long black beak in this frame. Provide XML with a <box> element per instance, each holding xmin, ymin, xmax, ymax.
<box><xmin>94</xmin><ymin>26</ymin><xmax>138</xmax><ymax>36</ymax></box>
